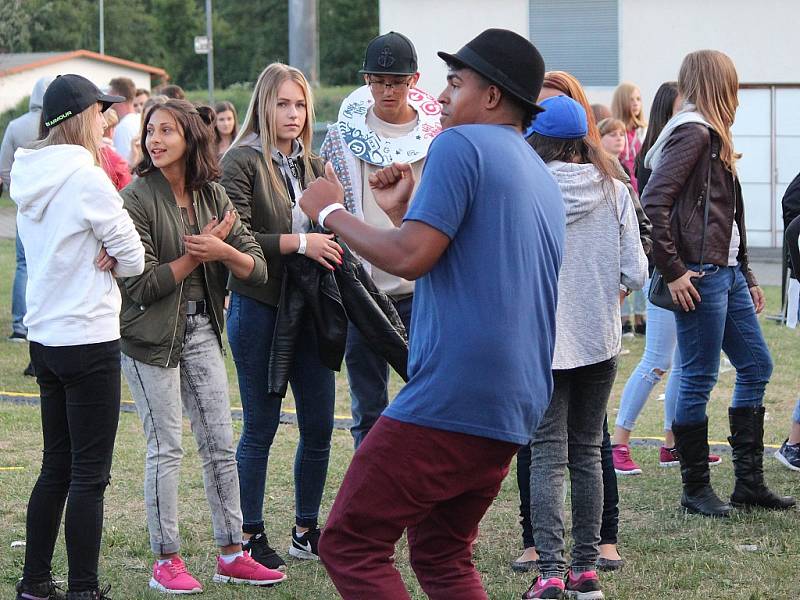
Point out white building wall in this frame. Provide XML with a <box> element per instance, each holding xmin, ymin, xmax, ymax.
<box><xmin>0</xmin><ymin>57</ymin><xmax>152</xmax><ymax>113</ymax></box>
<box><xmin>379</xmin><ymin>0</ymin><xmax>528</xmax><ymax>95</ymax></box>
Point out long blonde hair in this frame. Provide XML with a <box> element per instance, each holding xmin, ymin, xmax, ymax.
<box><xmin>230</xmin><ymin>63</ymin><xmax>316</xmax><ymax>195</ymax></box>
<box><xmin>612</xmin><ymin>82</ymin><xmax>646</xmax><ymax>130</ymax></box>
<box><xmin>36</xmin><ymin>103</ymin><xmax>102</xmax><ymax>164</ymax></box>
<box><xmin>678</xmin><ymin>49</ymin><xmax>741</xmax><ymax>173</ymax></box>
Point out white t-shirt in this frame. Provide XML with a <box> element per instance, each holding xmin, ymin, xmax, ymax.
<box><xmin>113</xmin><ymin>112</ymin><xmax>141</xmax><ymax>164</ymax></box>
<box><xmin>359</xmin><ymin>108</ymin><xmax>425</xmax><ymax>297</ymax></box>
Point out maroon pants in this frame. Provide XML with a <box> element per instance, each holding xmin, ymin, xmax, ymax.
<box><xmin>319</xmin><ymin>416</ymin><xmax>519</xmax><ymax>599</ymax></box>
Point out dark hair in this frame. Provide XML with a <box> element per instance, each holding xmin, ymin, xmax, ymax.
<box><xmin>634</xmin><ymin>81</ymin><xmax>679</xmax><ymax>175</ymax></box>
<box><xmin>160</xmin><ymin>84</ymin><xmax>186</xmax><ymax>100</ymax></box>
<box><xmin>213</xmin><ymin>100</ymin><xmax>239</xmax><ymax>143</ymax></box>
<box><xmin>109</xmin><ymin>77</ymin><xmax>136</xmax><ymax>101</ymax></box>
<box><xmin>528</xmin><ymin>132</ymin><xmax>619</xmax><ymax>182</ymax></box>
<box><xmin>135</xmin><ymin>99</ymin><xmax>220</xmax><ymax>190</ymax></box>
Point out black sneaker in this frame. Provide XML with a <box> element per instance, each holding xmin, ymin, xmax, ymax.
<box><xmin>65</xmin><ymin>586</ymin><xmax>111</xmax><ymax>600</ymax></box>
<box><xmin>775</xmin><ymin>439</ymin><xmax>800</xmax><ymax>472</ymax></box>
<box><xmin>634</xmin><ymin>322</ymin><xmax>646</xmax><ymax>336</ymax></box>
<box><xmin>16</xmin><ymin>580</ymin><xmax>66</xmax><ymax>600</ymax></box>
<box><xmin>8</xmin><ymin>332</ymin><xmax>27</xmax><ymax>343</ymax></box>
<box><xmin>288</xmin><ymin>526</ymin><xmax>320</xmax><ymax>561</ymax></box>
<box><xmin>621</xmin><ymin>321</ymin><xmax>634</xmax><ymax>339</ymax></box>
<box><xmin>244</xmin><ymin>532</ymin><xmax>286</xmax><ymax>571</ymax></box>
<box><xmin>24</xmin><ymin>362</ymin><xmax>35</xmax><ymax>377</ymax></box>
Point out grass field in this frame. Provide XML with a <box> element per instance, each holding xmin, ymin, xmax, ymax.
<box><xmin>1</xmin><ymin>237</ymin><xmax>799</xmax><ymax>599</ymax></box>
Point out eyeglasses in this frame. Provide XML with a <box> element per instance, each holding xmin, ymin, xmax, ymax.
<box><xmin>367</xmin><ymin>77</ymin><xmax>413</xmax><ymax>91</ymax></box>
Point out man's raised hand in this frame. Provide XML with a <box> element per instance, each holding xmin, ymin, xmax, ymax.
<box><xmin>300</xmin><ymin>162</ymin><xmax>345</xmax><ymax>223</ymax></box>
<box><xmin>368</xmin><ymin>162</ymin><xmax>414</xmax><ymax>227</ymax></box>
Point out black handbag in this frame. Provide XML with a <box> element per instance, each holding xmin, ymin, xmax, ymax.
<box><xmin>648</xmin><ymin>139</ymin><xmax>714</xmax><ymax>311</ymax></box>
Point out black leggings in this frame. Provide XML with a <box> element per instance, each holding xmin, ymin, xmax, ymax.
<box><xmin>517</xmin><ymin>415</ymin><xmax>619</xmax><ymax>548</ymax></box>
<box><xmin>23</xmin><ymin>341</ymin><xmax>121</xmax><ymax>592</ymax></box>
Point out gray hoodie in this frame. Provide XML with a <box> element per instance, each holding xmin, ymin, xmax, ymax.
<box><xmin>548</xmin><ymin>161</ymin><xmax>648</xmax><ymax>370</ymax></box>
<box><xmin>0</xmin><ymin>76</ymin><xmax>53</xmax><ymax>186</ymax></box>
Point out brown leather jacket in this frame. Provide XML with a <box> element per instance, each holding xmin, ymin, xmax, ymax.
<box><xmin>642</xmin><ymin>123</ymin><xmax>756</xmax><ymax>287</ymax></box>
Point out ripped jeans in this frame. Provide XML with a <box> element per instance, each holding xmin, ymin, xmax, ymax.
<box><xmin>24</xmin><ymin>340</ymin><xmax>121</xmax><ymax>592</ymax></box>
<box><xmin>616</xmin><ymin>299</ymin><xmax>681</xmax><ymax>432</ymax></box>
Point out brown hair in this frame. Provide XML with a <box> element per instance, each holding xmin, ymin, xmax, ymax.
<box><xmin>230</xmin><ymin>63</ymin><xmax>316</xmax><ymax>196</ymax></box>
<box><xmin>597</xmin><ymin>117</ymin><xmax>626</xmax><ymax>137</ymax></box>
<box><xmin>542</xmin><ymin>71</ymin><xmax>600</xmax><ymax>144</ymax></box>
<box><xmin>528</xmin><ymin>133</ymin><xmax>620</xmax><ymax>183</ymax></box>
<box><xmin>213</xmin><ymin>100</ymin><xmax>239</xmax><ymax>144</ymax></box>
<box><xmin>135</xmin><ymin>88</ymin><xmax>150</xmax><ymax>98</ymax></box>
<box><xmin>109</xmin><ymin>77</ymin><xmax>136</xmax><ymax>102</ymax></box>
<box><xmin>678</xmin><ymin>50</ymin><xmax>741</xmax><ymax>172</ymax></box>
<box><xmin>36</xmin><ymin>102</ymin><xmax>102</xmax><ymax>164</ymax></box>
<box><xmin>611</xmin><ymin>82</ymin><xmax>647</xmax><ymax>130</ymax></box>
<box><xmin>159</xmin><ymin>84</ymin><xmax>186</xmax><ymax>100</ymax></box>
<box><xmin>135</xmin><ymin>99</ymin><xmax>220</xmax><ymax>190</ymax></box>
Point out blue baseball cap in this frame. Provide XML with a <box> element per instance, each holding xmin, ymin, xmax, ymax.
<box><xmin>525</xmin><ymin>95</ymin><xmax>588</xmax><ymax>140</ymax></box>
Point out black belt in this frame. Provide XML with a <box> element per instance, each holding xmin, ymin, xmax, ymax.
<box><xmin>186</xmin><ymin>299</ymin><xmax>207</xmax><ymax>315</ymax></box>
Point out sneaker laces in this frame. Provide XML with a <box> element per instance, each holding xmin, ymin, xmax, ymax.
<box><xmin>164</xmin><ymin>559</ymin><xmax>188</xmax><ymax>576</ymax></box>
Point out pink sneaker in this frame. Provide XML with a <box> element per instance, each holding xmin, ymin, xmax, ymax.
<box><xmin>149</xmin><ymin>556</ymin><xmax>202</xmax><ymax>594</ymax></box>
<box><xmin>611</xmin><ymin>444</ymin><xmax>642</xmax><ymax>476</ymax></box>
<box><xmin>522</xmin><ymin>575</ymin><xmax>565</xmax><ymax>599</ymax></box>
<box><xmin>212</xmin><ymin>551</ymin><xmax>286</xmax><ymax>587</ymax></box>
<box><xmin>565</xmin><ymin>569</ymin><xmax>603</xmax><ymax>599</ymax></box>
<box><xmin>659</xmin><ymin>446</ymin><xmax>722</xmax><ymax>467</ymax></box>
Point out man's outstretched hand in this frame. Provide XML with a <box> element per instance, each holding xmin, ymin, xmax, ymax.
<box><xmin>300</xmin><ymin>162</ymin><xmax>345</xmax><ymax>224</ymax></box>
<box><xmin>369</xmin><ymin>162</ymin><xmax>414</xmax><ymax>227</ymax></box>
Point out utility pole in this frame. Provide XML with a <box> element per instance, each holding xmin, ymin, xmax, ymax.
<box><xmin>205</xmin><ymin>0</ymin><xmax>214</xmax><ymax>103</ymax></box>
<box><xmin>99</xmin><ymin>0</ymin><xmax>105</xmax><ymax>54</ymax></box>
<box><xmin>288</xmin><ymin>0</ymin><xmax>319</xmax><ymax>86</ymax></box>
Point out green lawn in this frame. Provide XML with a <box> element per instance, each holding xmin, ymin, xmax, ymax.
<box><xmin>1</xmin><ymin>237</ymin><xmax>799</xmax><ymax>599</ymax></box>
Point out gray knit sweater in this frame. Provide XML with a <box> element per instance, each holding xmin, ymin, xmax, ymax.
<box><xmin>549</xmin><ymin>161</ymin><xmax>648</xmax><ymax>370</ymax></box>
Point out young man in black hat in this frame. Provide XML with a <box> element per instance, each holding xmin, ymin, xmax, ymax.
<box><xmin>320</xmin><ymin>31</ymin><xmax>442</xmax><ymax>449</ymax></box>
<box><xmin>301</xmin><ymin>28</ymin><xmax>565</xmax><ymax>598</ymax></box>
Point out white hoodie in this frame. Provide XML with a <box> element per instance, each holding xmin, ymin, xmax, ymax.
<box><xmin>11</xmin><ymin>144</ymin><xmax>145</xmax><ymax>346</ymax></box>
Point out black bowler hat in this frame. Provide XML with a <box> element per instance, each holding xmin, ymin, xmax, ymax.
<box><xmin>359</xmin><ymin>31</ymin><xmax>418</xmax><ymax>76</ymax></box>
<box><xmin>438</xmin><ymin>29</ymin><xmax>546</xmax><ymax>113</ymax></box>
<box><xmin>42</xmin><ymin>74</ymin><xmax>124</xmax><ymax>129</ymax></box>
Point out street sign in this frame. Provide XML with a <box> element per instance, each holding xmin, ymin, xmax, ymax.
<box><xmin>194</xmin><ymin>35</ymin><xmax>210</xmax><ymax>54</ymax></box>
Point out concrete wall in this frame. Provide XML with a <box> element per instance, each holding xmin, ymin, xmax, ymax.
<box><xmin>379</xmin><ymin>0</ymin><xmax>528</xmax><ymax>96</ymax></box>
<box><xmin>0</xmin><ymin>57</ymin><xmax>152</xmax><ymax>113</ymax></box>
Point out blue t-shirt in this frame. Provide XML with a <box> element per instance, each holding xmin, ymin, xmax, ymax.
<box><xmin>383</xmin><ymin>125</ymin><xmax>565</xmax><ymax>445</ymax></box>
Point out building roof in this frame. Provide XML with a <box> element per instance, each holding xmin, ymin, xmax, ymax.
<box><xmin>0</xmin><ymin>50</ymin><xmax>169</xmax><ymax>79</ymax></box>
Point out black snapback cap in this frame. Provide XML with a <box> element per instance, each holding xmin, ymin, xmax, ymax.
<box><xmin>42</xmin><ymin>74</ymin><xmax>125</xmax><ymax>129</ymax></box>
<box><xmin>359</xmin><ymin>31</ymin><xmax>418</xmax><ymax>76</ymax></box>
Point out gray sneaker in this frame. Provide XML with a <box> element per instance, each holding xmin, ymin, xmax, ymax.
<box><xmin>775</xmin><ymin>439</ymin><xmax>800</xmax><ymax>472</ymax></box>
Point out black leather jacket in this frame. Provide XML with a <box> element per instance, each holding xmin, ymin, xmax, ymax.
<box><xmin>267</xmin><ymin>239</ymin><xmax>409</xmax><ymax>396</ymax></box>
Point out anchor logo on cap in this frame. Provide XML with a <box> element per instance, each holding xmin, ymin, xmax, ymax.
<box><xmin>378</xmin><ymin>46</ymin><xmax>396</xmax><ymax>68</ymax></box>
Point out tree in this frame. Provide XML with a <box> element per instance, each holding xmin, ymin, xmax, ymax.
<box><xmin>0</xmin><ymin>0</ymin><xmax>33</xmax><ymax>53</ymax></box>
<box><xmin>319</xmin><ymin>0</ymin><xmax>378</xmax><ymax>86</ymax></box>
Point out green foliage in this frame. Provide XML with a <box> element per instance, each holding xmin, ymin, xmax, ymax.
<box><xmin>0</xmin><ymin>0</ymin><xmax>378</xmax><ymax>89</ymax></box>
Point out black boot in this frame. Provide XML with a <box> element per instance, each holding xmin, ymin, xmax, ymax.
<box><xmin>728</xmin><ymin>406</ymin><xmax>796</xmax><ymax>510</ymax></box>
<box><xmin>673</xmin><ymin>419</ymin><xmax>732</xmax><ymax>517</ymax></box>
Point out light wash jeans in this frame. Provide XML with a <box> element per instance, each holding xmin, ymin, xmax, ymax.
<box><xmin>122</xmin><ymin>315</ymin><xmax>243</xmax><ymax>555</ymax></box>
<box><xmin>616</xmin><ymin>298</ymin><xmax>681</xmax><ymax>432</ymax></box>
<box><xmin>793</xmin><ymin>399</ymin><xmax>800</xmax><ymax>424</ymax></box>
<box><xmin>12</xmin><ymin>231</ymin><xmax>27</xmax><ymax>336</ymax></box>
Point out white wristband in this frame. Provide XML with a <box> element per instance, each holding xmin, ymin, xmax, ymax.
<box><xmin>318</xmin><ymin>203</ymin><xmax>346</xmax><ymax>230</ymax></box>
<box><xmin>296</xmin><ymin>233</ymin><xmax>307</xmax><ymax>255</ymax></box>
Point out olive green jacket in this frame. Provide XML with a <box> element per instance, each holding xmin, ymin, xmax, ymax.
<box><xmin>220</xmin><ymin>145</ymin><xmax>323</xmax><ymax>307</ymax></box>
<box><xmin>118</xmin><ymin>170</ymin><xmax>267</xmax><ymax>367</ymax></box>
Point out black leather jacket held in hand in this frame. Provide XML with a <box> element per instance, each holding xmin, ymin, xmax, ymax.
<box><xmin>267</xmin><ymin>238</ymin><xmax>409</xmax><ymax>397</ymax></box>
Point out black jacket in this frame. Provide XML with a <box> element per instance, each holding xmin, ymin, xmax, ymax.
<box><xmin>267</xmin><ymin>239</ymin><xmax>409</xmax><ymax>396</ymax></box>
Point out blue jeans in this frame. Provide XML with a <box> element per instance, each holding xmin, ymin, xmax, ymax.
<box><xmin>616</xmin><ymin>298</ymin><xmax>681</xmax><ymax>432</ymax></box>
<box><xmin>793</xmin><ymin>398</ymin><xmax>800</xmax><ymax>425</ymax></box>
<box><xmin>12</xmin><ymin>231</ymin><xmax>27</xmax><ymax>335</ymax></box>
<box><xmin>227</xmin><ymin>292</ymin><xmax>335</xmax><ymax>531</ymax></box>
<box><xmin>345</xmin><ymin>296</ymin><xmax>413</xmax><ymax>448</ymax></box>
<box><xmin>673</xmin><ymin>263</ymin><xmax>773</xmax><ymax>426</ymax></box>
